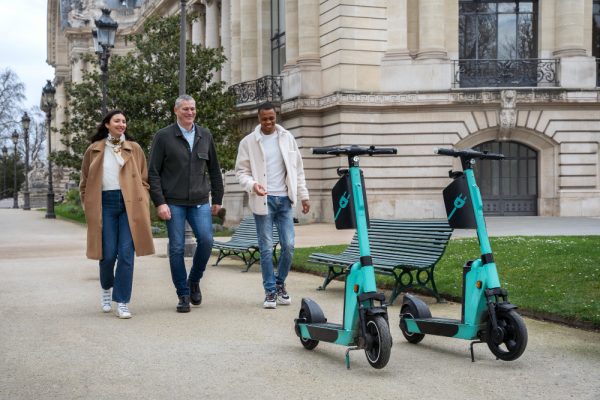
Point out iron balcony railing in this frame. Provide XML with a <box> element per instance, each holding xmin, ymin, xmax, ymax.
<box><xmin>228</xmin><ymin>75</ymin><xmax>283</xmax><ymax>106</ymax></box>
<box><xmin>453</xmin><ymin>59</ymin><xmax>559</xmax><ymax>88</ymax></box>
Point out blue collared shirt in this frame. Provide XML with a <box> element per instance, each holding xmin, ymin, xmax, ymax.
<box><xmin>177</xmin><ymin>122</ymin><xmax>195</xmax><ymax>152</ymax></box>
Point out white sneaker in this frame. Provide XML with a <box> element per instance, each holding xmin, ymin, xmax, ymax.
<box><xmin>101</xmin><ymin>289</ymin><xmax>112</xmax><ymax>312</ymax></box>
<box><xmin>263</xmin><ymin>292</ymin><xmax>277</xmax><ymax>309</ymax></box>
<box><xmin>116</xmin><ymin>303</ymin><xmax>132</xmax><ymax>319</ymax></box>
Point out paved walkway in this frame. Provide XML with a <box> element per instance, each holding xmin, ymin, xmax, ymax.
<box><xmin>0</xmin><ymin>209</ymin><xmax>599</xmax><ymax>400</ymax></box>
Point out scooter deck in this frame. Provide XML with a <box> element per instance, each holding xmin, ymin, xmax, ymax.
<box><xmin>303</xmin><ymin>322</ymin><xmax>346</xmax><ymax>343</ymax></box>
<box><xmin>411</xmin><ymin>317</ymin><xmax>462</xmax><ymax>337</ymax></box>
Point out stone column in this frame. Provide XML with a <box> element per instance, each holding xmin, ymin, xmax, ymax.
<box><xmin>221</xmin><ymin>0</ymin><xmax>231</xmax><ymax>83</ymax></box>
<box><xmin>284</xmin><ymin>0</ymin><xmax>299</xmax><ymax>66</ymax></box>
<box><xmin>240</xmin><ymin>0</ymin><xmax>258</xmax><ymax>80</ymax></box>
<box><xmin>289</xmin><ymin>0</ymin><xmax>321</xmax><ymax>97</ymax></box>
<box><xmin>297</xmin><ymin>0</ymin><xmax>319</xmax><ymax>61</ymax></box>
<box><xmin>230</xmin><ymin>0</ymin><xmax>241</xmax><ymax>83</ymax></box>
<box><xmin>554</xmin><ymin>0</ymin><xmax>586</xmax><ymax>57</ymax></box>
<box><xmin>205</xmin><ymin>0</ymin><xmax>221</xmax><ymax>81</ymax></box>
<box><xmin>71</xmin><ymin>55</ymin><xmax>84</xmax><ymax>83</ymax></box>
<box><xmin>382</xmin><ymin>0</ymin><xmax>410</xmax><ymax>61</ymax></box>
<box><xmin>416</xmin><ymin>0</ymin><xmax>447</xmax><ymax>59</ymax></box>
<box><xmin>205</xmin><ymin>0</ymin><xmax>220</xmax><ymax>48</ymax></box>
<box><xmin>257</xmin><ymin>0</ymin><xmax>272</xmax><ymax>76</ymax></box>
<box><xmin>191</xmin><ymin>5</ymin><xmax>205</xmax><ymax>46</ymax></box>
<box><xmin>554</xmin><ymin>0</ymin><xmax>596</xmax><ymax>88</ymax></box>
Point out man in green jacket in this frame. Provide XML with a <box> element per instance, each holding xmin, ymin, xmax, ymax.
<box><xmin>148</xmin><ymin>95</ymin><xmax>224</xmax><ymax>313</ymax></box>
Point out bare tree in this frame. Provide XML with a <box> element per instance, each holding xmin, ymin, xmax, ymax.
<box><xmin>0</xmin><ymin>68</ymin><xmax>26</xmax><ymax>140</ymax></box>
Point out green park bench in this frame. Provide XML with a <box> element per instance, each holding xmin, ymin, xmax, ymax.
<box><xmin>308</xmin><ymin>219</ymin><xmax>453</xmax><ymax>303</ymax></box>
<box><xmin>212</xmin><ymin>215</ymin><xmax>279</xmax><ymax>272</ymax></box>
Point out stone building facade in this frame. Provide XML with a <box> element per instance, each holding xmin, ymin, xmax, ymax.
<box><xmin>47</xmin><ymin>0</ymin><xmax>600</xmax><ymax>221</ymax></box>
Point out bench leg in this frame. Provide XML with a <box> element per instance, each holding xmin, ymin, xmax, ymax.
<box><xmin>388</xmin><ymin>269</ymin><xmax>405</xmax><ymax>305</ymax></box>
<box><xmin>212</xmin><ymin>250</ymin><xmax>227</xmax><ymax>266</ymax></box>
<box><xmin>317</xmin><ymin>266</ymin><xmax>345</xmax><ymax>290</ymax></box>
<box><xmin>427</xmin><ymin>268</ymin><xmax>444</xmax><ymax>303</ymax></box>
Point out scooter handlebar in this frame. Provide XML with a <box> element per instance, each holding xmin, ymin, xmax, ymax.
<box><xmin>434</xmin><ymin>147</ymin><xmax>505</xmax><ymax>160</ymax></box>
<box><xmin>313</xmin><ymin>145</ymin><xmax>397</xmax><ymax>156</ymax></box>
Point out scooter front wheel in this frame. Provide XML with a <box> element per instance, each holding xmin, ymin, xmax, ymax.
<box><xmin>486</xmin><ymin>310</ymin><xmax>528</xmax><ymax>361</ymax></box>
<box><xmin>364</xmin><ymin>315</ymin><xmax>392</xmax><ymax>369</ymax></box>
<box><xmin>298</xmin><ymin>309</ymin><xmax>319</xmax><ymax>350</ymax></box>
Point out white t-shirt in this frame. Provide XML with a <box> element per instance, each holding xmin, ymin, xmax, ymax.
<box><xmin>261</xmin><ymin>131</ymin><xmax>287</xmax><ymax>196</ymax></box>
<box><xmin>102</xmin><ymin>147</ymin><xmax>121</xmax><ymax>191</ymax></box>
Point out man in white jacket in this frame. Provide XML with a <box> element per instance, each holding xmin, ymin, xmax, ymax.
<box><xmin>235</xmin><ymin>102</ymin><xmax>310</xmax><ymax>309</ymax></box>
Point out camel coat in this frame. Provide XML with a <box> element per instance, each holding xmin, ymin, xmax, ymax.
<box><xmin>79</xmin><ymin>139</ymin><xmax>155</xmax><ymax>260</ymax></box>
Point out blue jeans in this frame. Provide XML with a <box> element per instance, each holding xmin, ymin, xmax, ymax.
<box><xmin>254</xmin><ymin>196</ymin><xmax>295</xmax><ymax>294</ymax></box>
<box><xmin>100</xmin><ymin>190</ymin><xmax>135</xmax><ymax>303</ymax></box>
<box><xmin>166</xmin><ymin>203</ymin><xmax>213</xmax><ymax>296</ymax></box>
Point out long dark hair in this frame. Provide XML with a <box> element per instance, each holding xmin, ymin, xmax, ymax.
<box><xmin>89</xmin><ymin>109</ymin><xmax>135</xmax><ymax>143</ymax></box>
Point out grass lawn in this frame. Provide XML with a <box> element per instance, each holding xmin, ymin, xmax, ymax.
<box><xmin>291</xmin><ymin>236</ymin><xmax>600</xmax><ymax>328</ymax></box>
<box><xmin>54</xmin><ymin>203</ymin><xmax>232</xmax><ymax>237</ymax></box>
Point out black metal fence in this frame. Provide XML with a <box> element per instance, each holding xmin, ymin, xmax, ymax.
<box><xmin>453</xmin><ymin>59</ymin><xmax>559</xmax><ymax>88</ymax></box>
<box><xmin>228</xmin><ymin>75</ymin><xmax>283</xmax><ymax>106</ymax></box>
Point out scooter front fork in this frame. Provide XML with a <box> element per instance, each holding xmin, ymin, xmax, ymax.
<box><xmin>485</xmin><ymin>287</ymin><xmax>510</xmax><ymax>344</ymax></box>
<box><xmin>470</xmin><ymin>287</ymin><xmax>517</xmax><ymax>361</ymax></box>
<box><xmin>348</xmin><ymin>292</ymin><xmax>389</xmax><ymax>369</ymax></box>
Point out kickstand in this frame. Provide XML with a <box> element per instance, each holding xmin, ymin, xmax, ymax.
<box><xmin>345</xmin><ymin>346</ymin><xmax>360</xmax><ymax>369</ymax></box>
<box><xmin>469</xmin><ymin>340</ymin><xmax>484</xmax><ymax>362</ymax></box>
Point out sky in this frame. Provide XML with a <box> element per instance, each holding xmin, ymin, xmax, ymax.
<box><xmin>0</xmin><ymin>0</ymin><xmax>55</xmax><ymax>110</ymax></box>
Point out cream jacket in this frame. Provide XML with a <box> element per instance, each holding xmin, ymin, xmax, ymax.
<box><xmin>235</xmin><ymin>124</ymin><xmax>309</xmax><ymax>215</ymax></box>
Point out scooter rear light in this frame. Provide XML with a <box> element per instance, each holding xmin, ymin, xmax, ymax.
<box><xmin>354</xmin><ymin>284</ymin><xmax>359</xmax><ymax>293</ymax></box>
<box><xmin>476</xmin><ymin>280</ymin><xmax>482</xmax><ymax>289</ymax></box>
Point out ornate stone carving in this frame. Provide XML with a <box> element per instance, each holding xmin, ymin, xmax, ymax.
<box><xmin>497</xmin><ymin>90</ymin><xmax>517</xmax><ymax>141</ymax></box>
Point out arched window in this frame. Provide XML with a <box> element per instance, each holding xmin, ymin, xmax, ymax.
<box><xmin>271</xmin><ymin>0</ymin><xmax>286</xmax><ymax>75</ymax></box>
<box><xmin>458</xmin><ymin>1</ymin><xmax>540</xmax><ymax>87</ymax></box>
<box><xmin>474</xmin><ymin>141</ymin><xmax>538</xmax><ymax>216</ymax></box>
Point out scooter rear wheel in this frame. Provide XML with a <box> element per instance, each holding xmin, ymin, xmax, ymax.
<box><xmin>486</xmin><ymin>310</ymin><xmax>528</xmax><ymax>361</ymax></box>
<box><xmin>298</xmin><ymin>309</ymin><xmax>319</xmax><ymax>350</ymax></box>
<box><xmin>364</xmin><ymin>315</ymin><xmax>392</xmax><ymax>369</ymax></box>
<box><xmin>399</xmin><ymin>304</ymin><xmax>425</xmax><ymax>344</ymax></box>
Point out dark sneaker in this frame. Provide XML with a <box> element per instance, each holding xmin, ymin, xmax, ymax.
<box><xmin>276</xmin><ymin>284</ymin><xmax>291</xmax><ymax>305</ymax></box>
<box><xmin>263</xmin><ymin>292</ymin><xmax>277</xmax><ymax>309</ymax></box>
<box><xmin>189</xmin><ymin>281</ymin><xmax>202</xmax><ymax>305</ymax></box>
<box><xmin>177</xmin><ymin>295</ymin><xmax>191</xmax><ymax>313</ymax></box>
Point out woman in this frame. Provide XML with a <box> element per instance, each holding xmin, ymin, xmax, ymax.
<box><xmin>80</xmin><ymin>110</ymin><xmax>155</xmax><ymax>318</ymax></box>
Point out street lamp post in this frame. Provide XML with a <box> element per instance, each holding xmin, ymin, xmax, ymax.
<box><xmin>21</xmin><ymin>112</ymin><xmax>31</xmax><ymax>210</ymax></box>
<box><xmin>2</xmin><ymin>146</ymin><xmax>7</xmax><ymax>198</ymax></box>
<box><xmin>93</xmin><ymin>9</ymin><xmax>118</xmax><ymax>115</ymax></box>
<box><xmin>11</xmin><ymin>131</ymin><xmax>19</xmax><ymax>209</ymax></box>
<box><xmin>41</xmin><ymin>80</ymin><xmax>57</xmax><ymax>219</ymax></box>
<box><xmin>179</xmin><ymin>0</ymin><xmax>186</xmax><ymax>95</ymax></box>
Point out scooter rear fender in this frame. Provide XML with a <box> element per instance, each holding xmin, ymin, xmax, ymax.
<box><xmin>402</xmin><ymin>293</ymin><xmax>432</xmax><ymax>319</ymax></box>
<box><xmin>300</xmin><ymin>298</ymin><xmax>327</xmax><ymax>323</ymax></box>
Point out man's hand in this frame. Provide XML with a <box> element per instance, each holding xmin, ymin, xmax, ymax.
<box><xmin>301</xmin><ymin>199</ymin><xmax>310</xmax><ymax>214</ymax></box>
<box><xmin>211</xmin><ymin>204</ymin><xmax>222</xmax><ymax>216</ymax></box>
<box><xmin>253</xmin><ymin>183</ymin><xmax>267</xmax><ymax>196</ymax></box>
<box><xmin>157</xmin><ymin>204</ymin><xmax>171</xmax><ymax>220</ymax></box>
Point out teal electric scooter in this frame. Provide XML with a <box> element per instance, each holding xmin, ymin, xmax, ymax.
<box><xmin>399</xmin><ymin>148</ymin><xmax>528</xmax><ymax>361</ymax></box>
<box><xmin>295</xmin><ymin>145</ymin><xmax>397</xmax><ymax>369</ymax></box>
